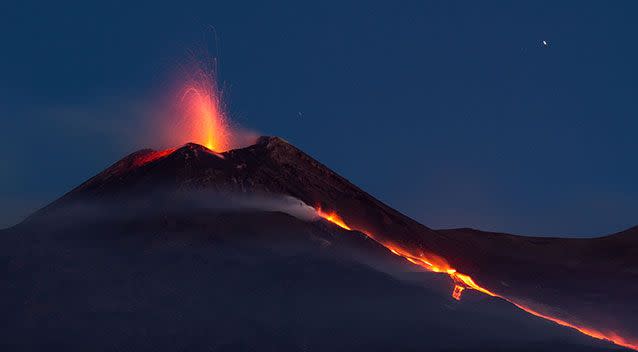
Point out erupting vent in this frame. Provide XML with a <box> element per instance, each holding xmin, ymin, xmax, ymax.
<box><xmin>180</xmin><ymin>80</ymin><xmax>230</xmax><ymax>152</ymax></box>
<box><xmin>162</xmin><ymin>58</ymin><xmax>238</xmax><ymax>153</ymax></box>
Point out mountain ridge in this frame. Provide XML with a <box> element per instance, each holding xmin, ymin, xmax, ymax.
<box><xmin>15</xmin><ymin>136</ymin><xmax>638</xmax><ymax>350</ymax></box>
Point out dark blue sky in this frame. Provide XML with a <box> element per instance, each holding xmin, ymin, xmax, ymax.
<box><xmin>1</xmin><ymin>1</ymin><xmax>636</xmax><ymax>235</ymax></box>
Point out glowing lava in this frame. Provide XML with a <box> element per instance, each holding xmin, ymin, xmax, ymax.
<box><xmin>315</xmin><ymin>208</ymin><xmax>638</xmax><ymax>351</ymax></box>
<box><xmin>157</xmin><ymin>55</ymin><xmax>260</xmax><ymax>153</ymax></box>
<box><xmin>132</xmin><ymin>148</ymin><xmax>176</xmax><ymax>168</ymax></box>
<box><xmin>164</xmin><ymin>57</ymin><xmax>235</xmax><ymax>153</ymax></box>
<box><xmin>316</xmin><ymin>208</ymin><xmax>351</xmax><ymax>230</ymax></box>
<box><xmin>180</xmin><ymin>81</ymin><xmax>230</xmax><ymax>152</ymax></box>
<box><xmin>452</xmin><ymin>285</ymin><xmax>465</xmax><ymax>300</ymax></box>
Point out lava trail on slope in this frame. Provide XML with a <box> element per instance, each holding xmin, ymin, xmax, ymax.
<box><xmin>25</xmin><ymin>136</ymin><xmax>638</xmax><ymax>350</ymax></box>
<box><xmin>315</xmin><ymin>208</ymin><xmax>638</xmax><ymax>350</ymax></box>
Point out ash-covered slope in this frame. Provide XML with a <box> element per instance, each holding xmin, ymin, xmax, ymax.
<box><xmin>438</xmin><ymin>225</ymin><xmax>638</xmax><ymax>347</ymax></box>
<box><xmin>11</xmin><ymin>136</ymin><xmax>637</xmax><ymax>350</ymax></box>
<box><xmin>1</xmin><ymin>210</ymin><xmax>617</xmax><ymax>352</ymax></box>
<box><xmin>36</xmin><ymin>137</ymin><xmax>448</xmax><ymax>254</ymax></box>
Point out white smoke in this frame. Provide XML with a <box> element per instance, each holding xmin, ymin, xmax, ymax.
<box><xmin>228</xmin><ymin>194</ymin><xmax>318</xmax><ymax>221</ymax></box>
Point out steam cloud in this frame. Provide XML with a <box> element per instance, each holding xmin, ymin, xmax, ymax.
<box><xmin>27</xmin><ymin>191</ymin><xmax>319</xmax><ymax>227</ymax></box>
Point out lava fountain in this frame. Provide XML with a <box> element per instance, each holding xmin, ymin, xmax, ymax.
<box><xmin>178</xmin><ymin>64</ymin><xmax>232</xmax><ymax>152</ymax></box>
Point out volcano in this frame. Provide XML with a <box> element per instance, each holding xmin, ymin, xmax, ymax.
<box><xmin>2</xmin><ymin>137</ymin><xmax>635</xmax><ymax>351</ymax></box>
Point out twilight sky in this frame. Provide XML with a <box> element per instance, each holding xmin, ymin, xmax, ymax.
<box><xmin>1</xmin><ymin>1</ymin><xmax>636</xmax><ymax>236</ymax></box>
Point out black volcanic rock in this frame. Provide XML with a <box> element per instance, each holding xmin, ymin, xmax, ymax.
<box><xmin>9</xmin><ymin>136</ymin><xmax>638</xmax><ymax>350</ymax></box>
<box><xmin>1</xmin><ymin>210</ymin><xmax>616</xmax><ymax>352</ymax></box>
<box><xmin>33</xmin><ymin>137</ymin><xmax>451</xmax><ymax>267</ymax></box>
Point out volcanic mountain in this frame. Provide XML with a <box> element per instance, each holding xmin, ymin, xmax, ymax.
<box><xmin>2</xmin><ymin>136</ymin><xmax>636</xmax><ymax>351</ymax></box>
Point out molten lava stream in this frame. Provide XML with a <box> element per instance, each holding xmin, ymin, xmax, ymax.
<box><xmin>315</xmin><ymin>208</ymin><xmax>638</xmax><ymax>351</ymax></box>
<box><xmin>315</xmin><ymin>208</ymin><xmax>351</xmax><ymax>231</ymax></box>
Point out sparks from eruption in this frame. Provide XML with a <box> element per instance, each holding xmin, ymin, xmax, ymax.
<box><xmin>315</xmin><ymin>208</ymin><xmax>638</xmax><ymax>351</ymax></box>
<box><xmin>179</xmin><ymin>69</ymin><xmax>231</xmax><ymax>152</ymax></box>
<box><xmin>156</xmin><ymin>36</ymin><xmax>260</xmax><ymax>153</ymax></box>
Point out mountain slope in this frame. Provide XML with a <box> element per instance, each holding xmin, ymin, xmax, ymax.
<box><xmin>1</xmin><ymin>207</ymin><xmax>621</xmax><ymax>351</ymax></box>
<box><xmin>12</xmin><ymin>136</ymin><xmax>638</xmax><ymax>350</ymax></box>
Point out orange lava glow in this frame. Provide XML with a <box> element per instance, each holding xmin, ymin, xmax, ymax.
<box><xmin>167</xmin><ymin>57</ymin><xmax>235</xmax><ymax>153</ymax></box>
<box><xmin>180</xmin><ymin>82</ymin><xmax>231</xmax><ymax>152</ymax></box>
<box><xmin>452</xmin><ymin>285</ymin><xmax>465</xmax><ymax>300</ymax></box>
<box><xmin>507</xmin><ymin>300</ymin><xmax>638</xmax><ymax>351</ymax></box>
<box><xmin>316</xmin><ymin>208</ymin><xmax>351</xmax><ymax>231</ymax></box>
<box><xmin>132</xmin><ymin>148</ymin><xmax>176</xmax><ymax>167</ymax></box>
<box><xmin>157</xmin><ymin>55</ymin><xmax>261</xmax><ymax>152</ymax></box>
<box><xmin>315</xmin><ymin>208</ymin><xmax>638</xmax><ymax>350</ymax></box>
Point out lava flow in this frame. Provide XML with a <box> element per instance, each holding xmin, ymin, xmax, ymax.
<box><xmin>316</xmin><ymin>208</ymin><xmax>351</xmax><ymax>231</ymax></box>
<box><xmin>316</xmin><ymin>208</ymin><xmax>638</xmax><ymax>351</ymax></box>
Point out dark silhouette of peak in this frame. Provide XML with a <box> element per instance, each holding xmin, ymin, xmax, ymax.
<box><xmin>32</xmin><ymin>137</ymin><xmax>447</xmax><ymax>263</ymax></box>
<box><xmin>13</xmin><ymin>136</ymin><xmax>638</xmax><ymax>350</ymax></box>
